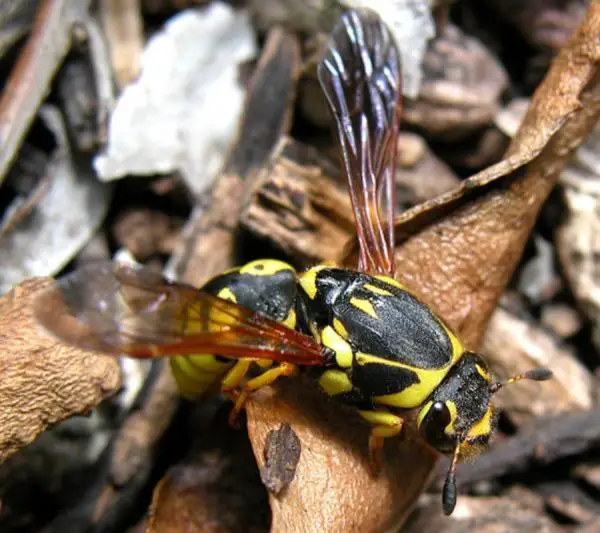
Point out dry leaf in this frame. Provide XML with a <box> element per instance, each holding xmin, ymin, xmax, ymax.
<box><xmin>0</xmin><ymin>278</ymin><xmax>120</xmax><ymax>463</ymax></box>
<box><xmin>241</xmin><ymin>4</ymin><xmax>600</xmax><ymax>532</ymax></box>
<box><xmin>247</xmin><ymin>381</ymin><xmax>437</xmax><ymax>533</ymax></box>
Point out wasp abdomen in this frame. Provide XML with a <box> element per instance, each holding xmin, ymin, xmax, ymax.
<box><xmin>170</xmin><ymin>259</ymin><xmax>298</xmax><ymax>398</ymax></box>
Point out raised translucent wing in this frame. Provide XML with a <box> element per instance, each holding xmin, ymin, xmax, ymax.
<box><xmin>34</xmin><ymin>261</ymin><xmax>325</xmax><ymax>366</ymax></box>
<box><xmin>318</xmin><ymin>8</ymin><xmax>401</xmax><ymax>276</ymax></box>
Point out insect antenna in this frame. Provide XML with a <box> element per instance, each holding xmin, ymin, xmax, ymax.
<box><xmin>489</xmin><ymin>367</ymin><xmax>553</xmax><ymax>394</ymax></box>
<box><xmin>442</xmin><ymin>441</ymin><xmax>461</xmax><ymax>516</ymax></box>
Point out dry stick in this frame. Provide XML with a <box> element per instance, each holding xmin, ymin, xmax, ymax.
<box><xmin>430</xmin><ymin>406</ymin><xmax>600</xmax><ymax>490</ymax></box>
<box><xmin>91</xmin><ymin>27</ymin><xmax>301</xmax><ymax>530</ymax></box>
<box><xmin>0</xmin><ymin>171</ymin><xmax>51</xmax><ymax>239</ymax></box>
<box><xmin>0</xmin><ymin>0</ymin><xmax>91</xmax><ymax>184</ymax></box>
<box><xmin>168</xmin><ymin>25</ymin><xmax>301</xmax><ymax>287</ymax></box>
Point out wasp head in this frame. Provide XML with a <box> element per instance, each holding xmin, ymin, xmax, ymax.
<box><xmin>416</xmin><ymin>351</ymin><xmax>552</xmax><ymax>516</ymax></box>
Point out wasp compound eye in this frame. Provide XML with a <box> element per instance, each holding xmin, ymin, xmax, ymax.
<box><xmin>419</xmin><ymin>401</ymin><xmax>455</xmax><ymax>454</ymax></box>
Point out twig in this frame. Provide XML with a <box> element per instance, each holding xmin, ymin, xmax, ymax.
<box><xmin>0</xmin><ymin>0</ymin><xmax>91</xmax><ymax>183</ymax></box>
<box><xmin>431</xmin><ymin>407</ymin><xmax>600</xmax><ymax>490</ymax></box>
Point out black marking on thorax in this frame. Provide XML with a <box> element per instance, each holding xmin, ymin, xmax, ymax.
<box><xmin>203</xmin><ymin>268</ymin><xmax>297</xmax><ymax>322</ymax></box>
<box><xmin>300</xmin><ymin>268</ymin><xmax>453</xmax><ymax>369</ymax></box>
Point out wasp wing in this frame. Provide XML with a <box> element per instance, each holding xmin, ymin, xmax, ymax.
<box><xmin>34</xmin><ymin>261</ymin><xmax>325</xmax><ymax>366</ymax></box>
<box><xmin>318</xmin><ymin>8</ymin><xmax>402</xmax><ymax>277</ymax></box>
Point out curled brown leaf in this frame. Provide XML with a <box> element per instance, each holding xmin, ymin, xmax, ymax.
<box><xmin>242</xmin><ymin>4</ymin><xmax>600</xmax><ymax>532</ymax></box>
<box><xmin>0</xmin><ymin>278</ymin><xmax>120</xmax><ymax>463</ymax></box>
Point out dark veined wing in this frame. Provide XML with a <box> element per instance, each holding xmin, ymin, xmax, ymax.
<box><xmin>33</xmin><ymin>261</ymin><xmax>325</xmax><ymax>366</ymax></box>
<box><xmin>318</xmin><ymin>8</ymin><xmax>401</xmax><ymax>277</ymax></box>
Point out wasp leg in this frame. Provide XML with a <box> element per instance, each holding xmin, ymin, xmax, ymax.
<box><xmin>221</xmin><ymin>360</ymin><xmax>297</xmax><ymax>427</ymax></box>
<box><xmin>229</xmin><ymin>362</ymin><xmax>297</xmax><ymax>426</ymax></box>
<box><xmin>220</xmin><ymin>358</ymin><xmax>253</xmax><ymax>426</ymax></box>
<box><xmin>221</xmin><ymin>359</ymin><xmax>253</xmax><ymax>390</ymax></box>
<box><xmin>357</xmin><ymin>410</ymin><xmax>405</xmax><ymax>474</ymax></box>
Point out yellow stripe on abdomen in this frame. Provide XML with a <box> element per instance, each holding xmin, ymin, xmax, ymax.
<box><xmin>170</xmin><ymin>354</ymin><xmax>234</xmax><ymax>399</ymax></box>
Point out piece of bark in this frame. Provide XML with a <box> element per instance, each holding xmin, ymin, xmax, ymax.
<box><xmin>107</xmin><ymin>365</ymin><xmax>179</xmax><ymax>490</ymax></box>
<box><xmin>260</xmin><ymin>423</ymin><xmax>301</xmax><ymax>496</ymax></box>
<box><xmin>241</xmin><ymin>138</ymin><xmax>353</xmax><ymax>269</ymax></box>
<box><xmin>242</xmin><ymin>133</ymin><xmax>460</xmax><ymax>268</ymax></box>
<box><xmin>0</xmin><ymin>278</ymin><xmax>120</xmax><ymax>463</ymax></box>
<box><xmin>73</xmin><ymin>13</ymin><xmax>116</xmax><ymax>147</ymax></box>
<box><xmin>402</xmin><ymin>23</ymin><xmax>509</xmax><ymax>141</ymax></box>
<box><xmin>55</xmin><ymin>54</ymin><xmax>103</xmax><ymax>153</ymax></box>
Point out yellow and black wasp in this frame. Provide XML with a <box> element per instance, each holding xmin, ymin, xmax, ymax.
<box><xmin>34</xmin><ymin>8</ymin><xmax>552</xmax><ymax>515</ymax></box>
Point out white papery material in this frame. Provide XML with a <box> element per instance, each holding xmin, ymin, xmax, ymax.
<box><xmin>94</xmin><ymin>3</ymin><xmax>257</xmax><ymax>196</ymax></box>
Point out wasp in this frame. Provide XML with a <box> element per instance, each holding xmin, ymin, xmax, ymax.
<box><xmin>34</xmin><ymin>8</ymin><xmax>552</xmax><ymax>515</ymax></box>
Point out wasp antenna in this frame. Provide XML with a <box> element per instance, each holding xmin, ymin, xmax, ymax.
<box><xmin>490</xmin><ymin>367</ymin><xmax>553</xmax><ymax>394</ymax></box>
<box><xmin>523</xmin><ymin>368</ymin><xmax>553</xmax><ymax>382</ymax></box>
<box><xmin>442</xmin><ymin>442</ymin><xmax>461</xmax><ymax>516</ymax></box>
